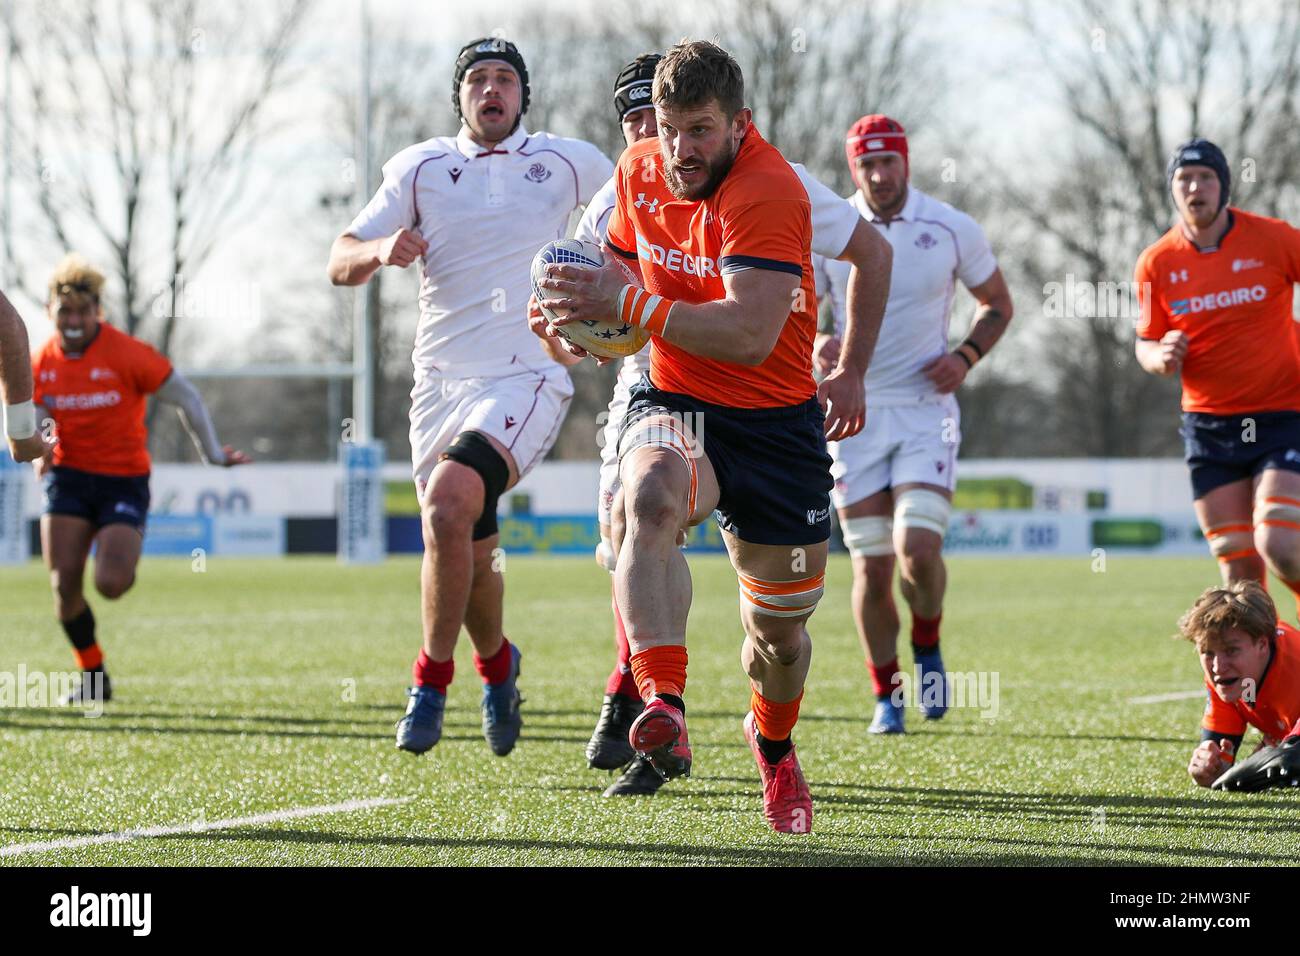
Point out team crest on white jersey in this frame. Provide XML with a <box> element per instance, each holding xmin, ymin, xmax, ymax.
<box><xmin>524</xmin><ymin>163</ymin><xmax>551</xmax><ymax>183</ymax></box>
<box><xmin>915</xmin><ymin>232</ymin><xmax>937</xmax><ymax>250</ymax></box>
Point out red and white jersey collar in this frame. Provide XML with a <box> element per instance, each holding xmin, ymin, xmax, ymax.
<box><xmin>455</xmin><ymin>124</ymin><xmax>530</xmax><ymax>160</ymax></box>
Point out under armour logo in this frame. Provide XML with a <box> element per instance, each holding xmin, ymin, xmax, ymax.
<box><xmin>634</xmin><ymin>193</ymin><xmax>659</xmax><ymax>213</ymax></box>
<box><xmin>504</xmin><ymin>415</ymin><xmax>517</xmax><ymax>430</ymax></box>
<box><xmin>1169</xmin><ymin>268</ymin><xmax>1189</xmax><ymax>284</ymax></box>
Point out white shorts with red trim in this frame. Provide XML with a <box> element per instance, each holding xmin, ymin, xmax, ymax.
<box><xmin>828</xmin><ymin>394</ymin><xmax>960</xmax><ymax>509</ymax></box>
<box><xmin>409</xmin><ymin>367</ymin><xmax>574</xmax><ymax>501</ymax></box>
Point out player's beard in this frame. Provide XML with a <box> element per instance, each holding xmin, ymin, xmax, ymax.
<box><xmin>664</xmin><ymin>141</ymin><xmax>737</xmax><ymax>201</ymax></box>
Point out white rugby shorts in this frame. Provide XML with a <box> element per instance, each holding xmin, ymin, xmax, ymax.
<box><xmin>829</xmin><ymin>395</ymin><xmax>960</xmax><ymax>508</ymax></box>
<box><xmin>409</xmin><ymin>367</ymin><xmax>573</xmax><ymax>501</ymax></box>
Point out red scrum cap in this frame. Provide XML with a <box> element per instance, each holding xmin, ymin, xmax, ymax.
<box><xmin>845</xmin><ymin>114</ymin><xmax>908</xmax><ymax>176</ymax></box>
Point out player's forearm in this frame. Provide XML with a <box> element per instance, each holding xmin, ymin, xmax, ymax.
<box><xmin>0</xmin><ymin>292</ymin><xmax>34</xmax><ymax>405</ymax></box>
<box><xmin>657</xmin><ymin>297</ymin><xmax>785</xmax><ymax>366</ymax></box>
<box><xmin>156</xmin><ymin>372</ymin><xmax>225</xmax><ymax>464</ymax></box>
<box><xmin>327</xmin><ymin>235</ymin><xmax>382</xmax><ymax>287</ymax></box>
<box><xmin>963</xmin><ymin>298</ymin><xmax>1013</xmax><ymax>358</ymax></box>
<box><xmin>838</xmin><ymin>226</ymin><xmax>891</xmax><ymax>375</ymax></box>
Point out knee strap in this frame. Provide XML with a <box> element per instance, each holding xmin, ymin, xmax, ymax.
<box><xmin>841</xmin><ymin>515</ymin><xmax>893</xmax><ymax>557</ymax></box>
<box><xmin>619</xmin><ymin>416</ymin><xmax>699</xmax><ymax>518</ymax></box>
<box><xmin>1204</xmin><ymin>521</ymin><xmax>1257</xmax><ymax>563</ymax></box>
<box><xmin>894</xmin><ymin>488</ymin><xmax>951</xmax><ymax>537</ymax></box>
<box><xmin>738</xmin><ymin>571</ymin><xmax>825</xmax><ymax>619</ymax></box>
<box><xmin>439</xmin><ymin>431</ymin><xmax>509</xmax><ymax>541</ymax></box>
<box><xmin>1255</xmin><ymin>496</ymin><xmax>1300</xmax><ymax>533</ymax></box>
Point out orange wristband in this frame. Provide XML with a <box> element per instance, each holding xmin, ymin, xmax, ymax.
<box><xmin>617</xmin><ymin>284</ymin><xmax>673</xmax><ymax>336</ymax></box>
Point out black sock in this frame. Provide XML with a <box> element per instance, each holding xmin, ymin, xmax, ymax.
<box><xmin>61</xmin><ymin>605</ymin><xmax>97</xmax><ymax>652</ymax></box>
<box><xmin>657</xmin><ymin>693</ymin><xmax>686</xmax><ymax>715</ymax></box>
<box><xmin>756</xmin><ymin>731</ymin><xmax>792</xmax><ymax>764</ymax></box>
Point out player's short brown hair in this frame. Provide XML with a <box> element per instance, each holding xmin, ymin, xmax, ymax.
<box><xmin>653</xmin><ymin>40</ymin><xmax>744</xmax><ymax>119</ymax></box>
<box><xmin>1177</xmin><ymin>580</ymin><xmax>1278</xmax><ymax>653</ymax></box>
<box><xmin>48</xmin><ymin>254</ymin><xmax>105</xmax><ymax>307</ymax></box>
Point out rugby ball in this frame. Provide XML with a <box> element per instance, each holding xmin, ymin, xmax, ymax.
<box><xmin>530</xmin><ymin>239</ymin><xmax>650</xmax><ymax>359</ymax></box>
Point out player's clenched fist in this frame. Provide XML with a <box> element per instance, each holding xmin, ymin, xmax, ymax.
<box><xmin>378</xmin><ymin>228</ymin><xmax>429</xmax><ymax>268</ymax></box>
<box><xmin>1188</xmin><ymin>737</ymin><xmax>1235</xmax><ymax>787</ymax></box>
<box><xmin>1157</xmin><ymin>330</ymin><xmax>1189</xmax><ymax>375</ymax></box>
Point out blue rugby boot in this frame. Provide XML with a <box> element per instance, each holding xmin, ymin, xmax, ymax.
<box><xmin>481</xmin><ymin>643</ymin><xmax>523</xmax><ymax>756</ymax></box>
<box><xmin>396</xmin><ymin>685</ymin><xmax>446</xmax><ymax>754</ymax></box>
<box><xmin>914</xmin><ymin>645</ymin><xmax>948</xmax><ymax>720</ymax></box>
<box><xmin>867</xmin><ymin>697</ymin><xmax>905</xmax><ymax>735</ymax></box>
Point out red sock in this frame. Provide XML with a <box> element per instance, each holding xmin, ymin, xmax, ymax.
<box><xmin>912</xmin><ymin>611</ymin><xmax>942</xmax><ymax>650</ymax></box>
<box><xmin>474</xmin><ymin>637</ymin><xmax>514</xmax><ymax>685</ymax></box>
<box><xmin>869</xmin><ymin>657</ymin><xmax>900</xmax><ymax>699</ymax></box>
<box><xmin>605</xmin><ymin>595</ymin><xmax>639</xmax><ymax>698</ymax></box>
<box><xmin>413</xmin><ymin>648</ymin><xmax>453</xmax><ymax>692</ymax></box>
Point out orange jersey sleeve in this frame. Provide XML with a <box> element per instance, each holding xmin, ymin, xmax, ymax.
<box><xmin>1133</xmin><ymin>246</ymin><xmax>1169</xmax><ymax>341</ymax></box>
<box><xmin>1201</xmin><ymin>679</ymin><xmax>1248</xmax><ymax>738</ymax></box>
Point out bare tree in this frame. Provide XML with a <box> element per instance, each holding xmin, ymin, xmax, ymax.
<box><xmin>7</xmin><ymin>0</ymin><xmax>313</xmax><ymax>347</ymax></box>
<box><xmin>1006</xmin><ymin>0</ymin><xmax>1300</xmax><ymax>456</ymax></box>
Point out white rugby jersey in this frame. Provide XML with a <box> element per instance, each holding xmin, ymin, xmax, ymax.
<box><xmin>346</xmin><ymin>125</ymin><xmax>614</xmax><ymax>380</ymax></box>
<box><xmin>575</xmin><ymin>161</ymin><xmax>862</xmax><ymax>386</ymax></box>
<box><xmin>817</xmin><ymin>186</ymin><xmax>996</xmax><ymax>406</ymax></box>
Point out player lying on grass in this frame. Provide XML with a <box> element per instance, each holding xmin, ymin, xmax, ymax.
<box><xmin>1135</xmin><ymin>139</ymin><xmax>1300</xmax><ymax>598</ymax></box>
<box><xmin>31</xmin><ymin>255</ymin><xmax>249</xmax><ymax>704</ymax></box>
<box><xmin>537</xmin><ymin>41</ymin><xmax>890</xmax><ymax>832</ymax></box>
<box><xmin>1</xmin><ymin>290</ymin><xmax>53</xmax><ymax>462</ymax></box>
<box><xmin>1179</xmin><ymin>581</ymin><xmax>1300</xmax><ymax>790</ymax></box>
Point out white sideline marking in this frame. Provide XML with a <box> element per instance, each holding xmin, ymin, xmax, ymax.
<box><xmin>0</xmin><ymin>796</ymin><xmax>410</xmax><ymax>858</ymax></box>
<box><xmin>1126</xmin><ymin>689</ymin><xmax>1205</xmax><ymax>705</ymax></box>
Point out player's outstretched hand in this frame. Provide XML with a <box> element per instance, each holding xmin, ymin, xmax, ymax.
<box><xmin>922</xmin><ymin>352</ymin><xmax>968</xmax><ymax>394</ymax></box>
<box><xmin>8</xmin><ymin>432</ymin><xmax>53</xmax><ymax>464</ymax></box>
<box><xmin>220</xmin><ymin>445</ymin><xmax>252</xmax><ymax>468</ymax></box>
<box><xmin>1189</xmin><ymin>738</ymin><xmax>1235</xmax><ymax>788</ymax></box>
<box><xmin>378</xmin><ymin>228</ymin><xmax>429</xmax><ymax>269</ymax></box>
<box><xmin>817</xmin><ymin>366</ymin><xmax>866</xmax><ymax>441</ymax></box>
<box><xmin>1211</xmin><ymin>735</ymin><xmax>1300</xmax><ymax>792</ymax></box>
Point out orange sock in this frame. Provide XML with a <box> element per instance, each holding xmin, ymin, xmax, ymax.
<box><xmin>73</xmin><ymin>644</ymin><xmax>103</xmax><ymax>671</ymax></box>
<box><xmin>629</xmin><ymin>644</ymin><xmax>688</xmax><ymax>702</ymax></box>
<box><xmin>750</xmin><ymin>688</ymin><xmax>803</xmax><ymax>741</ymax></box>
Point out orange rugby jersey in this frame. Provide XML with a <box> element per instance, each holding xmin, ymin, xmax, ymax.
<box><xmin>1201</xmin><ymin>622</ymin><xmax>1300</xmax><ymax>745</ymax></box>
<box><xmin>604</xmin><ymin>127</ymin><xmax>818</xmax><ymax>409</ymax></box>
<box><xmin>32</xmin><ymin>322</ymin><xmax>174</xmax><ymax>476</ymax></box>
<box><xmin>1134</xmin><ymin>208</ymin><xmax>1300</xmax><ymax>415</ymax></box>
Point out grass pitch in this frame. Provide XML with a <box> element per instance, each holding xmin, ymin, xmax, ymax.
<box><xmin>2</xmin><ymin>553</ymin><xmax>1298</xmax><ymax>866</ymax></box>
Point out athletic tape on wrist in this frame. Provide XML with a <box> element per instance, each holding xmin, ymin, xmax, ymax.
<box><xmin>3</xmin><ymin>400</ymin><xmax>37</xmax><ymax>440</ymax></box>
<box><xmin>617</xmin><ymin>284</ymin><xmax>673</xmax><ymax>336</ymax></box>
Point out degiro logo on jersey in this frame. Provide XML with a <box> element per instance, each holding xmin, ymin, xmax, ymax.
<box><xmin>635</xmin><ymin>233</ymin><xmax>716</xmax><ymax>277</ymax></box>
<box><xmin>1170</xmin><ymin>284</ymin><xmax>1268</xmax><ymax>316</ymax></box>
<box><xmin>46</xmin><ymin>391</ymin><xmax>122</xmax><ymax>410</ymax></box>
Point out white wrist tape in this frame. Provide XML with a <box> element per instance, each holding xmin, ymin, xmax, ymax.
<box><xmin>3</xmin><ymin>399</ymin><xmax>37</xmax><ymax>441</ymax></box>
